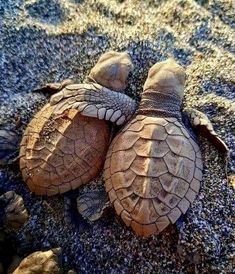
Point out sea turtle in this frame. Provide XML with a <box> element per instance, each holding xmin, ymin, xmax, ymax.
<box><xmin>61</xmin><ymin>58</ymin><xmax>228</xmax><ymax>236</ymax></box>
<box><xmin>19</xmin><ymin>51</ymin><xmax>136</xmax><ymax>196</ymax></box>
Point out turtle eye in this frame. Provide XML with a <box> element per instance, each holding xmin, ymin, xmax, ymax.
<box><xmin>178</xmin><ymin>71</ymin><xmax>186</xmax><ymax>85</ymax></box>
<box><xmin>108</xmin><ymin>64</ymin><xmax>119</xmax><ymax>80</ymax></box>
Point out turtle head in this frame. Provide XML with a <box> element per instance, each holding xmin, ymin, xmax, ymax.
<box><xmin>143</xmin><ymin>58</ymin><xmax>186</xmax><ymax>99</ymax></box>
<box><xmin>88</xmin><ymin>51</ymin><xmax>133</xmax><ymax>92</ymax></box>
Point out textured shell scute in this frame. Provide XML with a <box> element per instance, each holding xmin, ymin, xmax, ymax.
<box><xmin>105</xmin><ymin>116</ymin><xmax>203</xmax><ymax>236</ymax></box>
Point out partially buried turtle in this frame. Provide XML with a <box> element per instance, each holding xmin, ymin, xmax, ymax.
<box><xmin>65</xmin><ymin>58</ymin><xmax>229</xmax><ymax>236</ymax></box>
<box><xmin>19</xmin><ymin>51</ymin><xmax>136</xmax><ymax>196</ymax></box>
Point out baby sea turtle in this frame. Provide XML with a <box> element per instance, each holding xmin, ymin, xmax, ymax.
<box><xmin>63</xmin><ymin>58</ymin><xmax>228</xmax><ymax>236</ymax></box>
<box><xmin>19</xmin><ymin>51</ymin><xmax>136</xmax><ymax>196</ymax></box>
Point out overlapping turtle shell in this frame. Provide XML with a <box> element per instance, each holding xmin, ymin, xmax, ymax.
<box><xmin>104</xmin><ymin>115</ymin><xmax>203</xmax><ymax>237</ymax></box>
<box><xmin>19</xmin><ymin>103</ymin><xmax>110</xmax><ymax>196</ymax></box>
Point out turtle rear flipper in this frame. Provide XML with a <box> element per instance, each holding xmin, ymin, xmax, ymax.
<box><xmin>0</xmin><ymin>128</ymin><xmax>20</xmax><ymax>166</ymax></box>
<box><xmin>77</xmin><ymin>187</ymin><xmax>110</xmax><ymax>222</ymax></box>
<box><xmin>0</xmin><ymin>191</ymin><xmax>29</xmax><ymax>230</ymax></box>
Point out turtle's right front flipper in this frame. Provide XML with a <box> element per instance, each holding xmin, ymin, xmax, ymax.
<box><xmin>50</xmin><ymin>83</ymin><xmax>138</xmax><ymax>126</ymax></box>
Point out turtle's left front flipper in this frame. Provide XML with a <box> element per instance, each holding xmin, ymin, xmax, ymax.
<box><xmin>50</xmin><ymin>83</ymin><xmax>137</xmax><ymax>126</ymax></box>
<box><xmin>184</xmin><ymin>108</ymin><xmax>229</xmax><ymax>153</ymax></box>
<box><xmin>184</xmin><ymin>107</ymin><xmax>229</xmax><ymax>174</ymax></box>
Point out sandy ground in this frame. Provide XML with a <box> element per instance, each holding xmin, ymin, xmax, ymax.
<box><xmin>0</xmin><ymin>0</ymin><xmax>235</xmax><ymax>273</ymax></box>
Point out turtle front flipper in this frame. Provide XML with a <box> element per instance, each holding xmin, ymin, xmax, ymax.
<box><xmin>50</xmin><ymin>83</ymin><xmax>137</xmax><ymax>126</ymax></box>
<box><xmin>77</xmin><ymin>187</ymin><xmax>110</xmax><ymax>222</ymax></box>
<box><xmin>33</xmin><ymin>79</ymin><xmax>75</xmax><ymax>94</ymax></box>
<box><xmin>184</xmin><ymin>107</ymin><xmax>229</xmax><ymax>153</ymax></box>
<box><xmin>184</xmin><ymin>107</ymin><xmax>229</xmax><ymax>175</ymax></box>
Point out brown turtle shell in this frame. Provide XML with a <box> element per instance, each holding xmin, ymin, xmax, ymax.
<box><xmin>19</xmin><ymin>103</ymin><xmax>110</xmax><ymax>196</ymax></box>
<box><xmin>104</xmin><ymin>115</ymin><xmax>203</xmax><ymax>237</ymax></box>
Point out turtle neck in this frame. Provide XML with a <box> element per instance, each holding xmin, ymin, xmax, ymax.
<box><xmin>137</xmin><ymin>89</ymin><xmax>182</xmax><ymax>120</ymax></box>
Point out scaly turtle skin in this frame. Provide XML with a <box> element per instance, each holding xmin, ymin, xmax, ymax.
<box><xmin>12</xmin><ymin>248</ymin><xmax>61</xmax><ymax>274</ymax></box>
<box><xmin>77</xmin><ymin>187</ymin><xmax>110</xmax><ymax>222</ymax></box>
<box><xmin>0</xmin><ymin>191</ymin><xmax>28</xmax><ymax>229</ymax></box>
<box><xmin>66</xmin><ymin>58</ymin><xmax>228</xmax><ymax>236</ymax></box>
<box><xmin>19</xmin><ymin>51</ymin><xmax>135</xmax><ymax>196</ymax></box>
<box><xmin>0</xmin><ymin>127</ymin><xmax>20</xmax><ymax>166</ymax></box>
